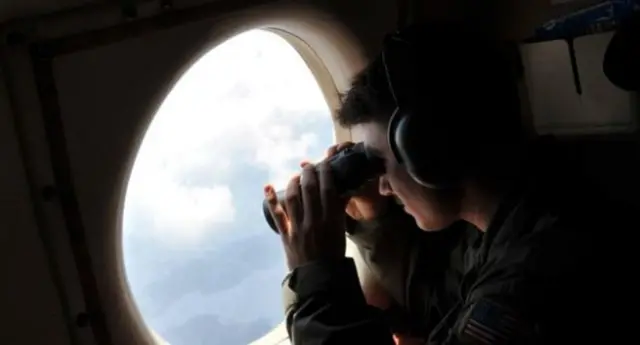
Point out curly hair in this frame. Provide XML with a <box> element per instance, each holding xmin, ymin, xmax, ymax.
<box><xmin>335</xmin><ymin>24</ymin><xmax>523</xmax><ymax>144</ymax></box>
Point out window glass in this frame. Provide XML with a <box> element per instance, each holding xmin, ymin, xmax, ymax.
<box><xmin>123</xmin><ymin>29</ymin><xmax>335</xmax><ymax>345</ymax></box>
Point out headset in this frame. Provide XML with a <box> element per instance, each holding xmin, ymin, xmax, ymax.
<box><xmin>380</xmin><ymin>24</ymin><xmax>521</xmax><ymax>189</ymax></box>
<box><xmin>262</xmin><ymin>25</ymin><xmax>521</xmax><ymax>233</ymax></box>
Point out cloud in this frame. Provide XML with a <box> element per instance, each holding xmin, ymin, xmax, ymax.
<box><xmin>122</xmin><ymin>29</ymin><xmax>337</xmax><ymax>344</ymax></box>
<box><xmin>149</xmin><ymin>260</ymin><xmax>284</xmax><ymax>332</ymax></box>
<box><xmin>163</xmin><ymin>314</ymin><xmax>272</xmax><ymax>345</ymax></box>
<box><xmin>125</xmin><ymin>176</ymin><xmax>235</xmax><ymax>244</ymax></box>
<box><xmin>123</xmin><ymin>29</ymin><xmax>333</xmax><ymax>242</ymax></box>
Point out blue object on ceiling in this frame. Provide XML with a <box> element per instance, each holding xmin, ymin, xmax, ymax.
<box><xmin>526</xmin><ymin>0</ymin><xmax>639</xmax><ymax>42</ymax></box>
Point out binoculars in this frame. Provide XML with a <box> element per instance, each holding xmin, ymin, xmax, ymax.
<box><xmin>262</xmin><ymin>142</ymin><xmax>385</xmax><ymax>233</ymax></box>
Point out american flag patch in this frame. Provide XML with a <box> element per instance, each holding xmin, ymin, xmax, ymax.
<box><xmin>461</xmin><ymin>299</ymin><xmax>523</xmax><ymax>344</ymax></box>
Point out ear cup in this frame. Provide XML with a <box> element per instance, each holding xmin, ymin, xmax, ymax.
<box><xmin>387</xmin><ymin>108</ymin><xmax>405</xmax><ymax>165</ymax></box>
<box><xmin>388</xmin><ymin>106</ymin><xmax>463</xmax><ymax>189</ymax></box>
<box><xmin>381</xmin><ymin>24</ymin><xmax>518</xmax><ymax>189</ymax></box>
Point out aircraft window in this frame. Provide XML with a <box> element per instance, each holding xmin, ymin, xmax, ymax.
<box><xmin>122</xmin><ymin>29</ymin><xmax>335</xmax><ymax>345</ymax></box>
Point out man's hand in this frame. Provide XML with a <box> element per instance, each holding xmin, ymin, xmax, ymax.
<box><xmin>326</xmin><ymin>142</ymin><xmax>390</xmax><ymax>221</ymax></box>
<box><xmin>264</xmin><ymin>161</ymin><xmax>347</xmax><ymax>270</ymax></box>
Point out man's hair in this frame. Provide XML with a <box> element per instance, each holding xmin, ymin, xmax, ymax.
<box><xmin>336</xmin><ymin>54</ymin><xmax>397</xmax><ymax>127</ymax></box>
<box><xmin>336</xmin><ymin>25</ymin><xmax>524</xmax><ymax>143</ymax></box>
<box><xmin>336</xmin><ymin>25</ymin><xmax>527</xmax><ymax>182</ymax></box>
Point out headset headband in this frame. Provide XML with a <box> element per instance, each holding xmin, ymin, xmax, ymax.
<box><xmin>381</xmin><ymin>33</ymin><xmax>417</xmax><ymax>112</ymax></box>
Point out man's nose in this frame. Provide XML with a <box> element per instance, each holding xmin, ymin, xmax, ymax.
<box><xmin>378</xmin><ymin>176</ymin><xmax>393</xmax><ymax>196</ymax></box>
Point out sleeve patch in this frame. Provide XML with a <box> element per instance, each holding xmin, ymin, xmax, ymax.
<box><xmin>460</xmin><ymin>299</ymin><xmax>526</xmax><ymax>344</ymax></box>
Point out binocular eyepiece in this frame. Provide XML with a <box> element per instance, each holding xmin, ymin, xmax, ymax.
<box><xmin>262</xmin><ymin>142</ymin><xmax>385</xmax><ymax>233</ymax></box>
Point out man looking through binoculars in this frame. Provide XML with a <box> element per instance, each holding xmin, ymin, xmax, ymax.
<box><xmin>262</xmin><ymin>23</ymin><xmax>630</xmax><ymax>345</ymax></box>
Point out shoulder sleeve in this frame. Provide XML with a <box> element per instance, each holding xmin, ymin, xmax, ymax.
<box><xmin>441</xmin><ymin>255</ymin><xmax>543</xmax><ymax>345</ymax></box>
<box><xmin>438</xmin><ymin>217</ymin><xmax>597</xmax><ymax>345</ymax></box>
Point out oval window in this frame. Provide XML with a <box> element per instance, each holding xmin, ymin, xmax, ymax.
<box><xmin>122</xmin><ymin>29</ymin><xmax>335</xmax><ymax>345</ymax></box>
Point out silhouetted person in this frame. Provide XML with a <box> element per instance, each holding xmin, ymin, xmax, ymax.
<box><xmin>264</xmin><ymin>23</ymin><xmax>631</xmax><ymax>345</ymax></box>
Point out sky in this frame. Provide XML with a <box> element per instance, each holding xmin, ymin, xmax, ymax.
<box><xmin>122</xmin><ymin>29</ymin><xmax>336</xmax><ymax>345</ymax></box>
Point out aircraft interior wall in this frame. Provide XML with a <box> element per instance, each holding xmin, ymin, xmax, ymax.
<box><xmin>0</xmin><ymin>1</ymin><xmax>638</xmax><ymax>345</ymax></box>
<box><xmin>0</xmin><ymin>64</ymin><xmax>73</xmax><ymax>345</ymax></box>
<box><xmin>520</xmin><ymin>31</ymin><xmax>639</xmax><ymax>208</ymax></box>
<box><xmin>1</xmin><ymin>1</ymin><xmax>398</xmax><ymax>344</ymax></box>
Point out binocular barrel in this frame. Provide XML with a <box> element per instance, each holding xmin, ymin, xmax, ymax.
<box><xmin>262</xmin><ymin>142</ymin><xmax>384</xmax><ymax>233</ymax></box>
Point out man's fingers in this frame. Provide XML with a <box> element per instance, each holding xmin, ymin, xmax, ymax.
<box><xmin>299</xmin><ymin>160</ymin><xmax>312</xmax><ymax>168</ymax></box>
<box><xmin>325</xmin><ymin>144</ymin><xmax>339</xmax><ymax>158</ymax></box>
<box><xmin>317</xmin><ymin>161</ymin><xmax>342</xmax><ymax>217</ymax></box>
<box><xmin>264</xmin><ymin>185</ymin><xmax>289</xmax><ymax>235</ymax></box>
<box><xmin>325</xmin><ymin>141</ymin><xmax>355</xmax><ymax>158</ymax></box>
<box><xmin>300</xmin><ymin>164</ymin><xmax>321</xmax><ymax>227</ymax></box>
<box><xmin>336</xmin><ymin>141</ymin><xmax>355</xmax><ymax>152</ymax></box>
<box><xmin>284</xmin><ymin>175</ymin><xmax>302</xmax><ymax>231</ymax></box>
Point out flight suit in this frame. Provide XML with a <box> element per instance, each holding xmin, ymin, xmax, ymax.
<box><xmin>280</xmin><ymin>138</ymin><xmax>632</xmax><ymax>345</ymax></box>
<box><xmin>343</xmin><ymin>204</ymin><xmax>476</xmax><ymax>338</ymax></box>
